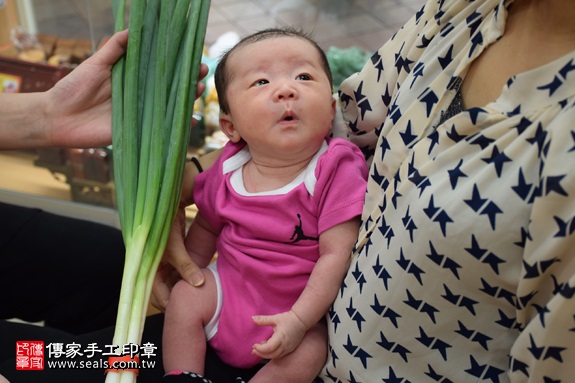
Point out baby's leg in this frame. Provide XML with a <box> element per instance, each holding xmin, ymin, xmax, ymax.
<box><xmin>162</xmin><ymin>268</ymin><xmax>217</xmax><ymax>375</ymax></box>
<box><xmin>249</xmin><ymin>321</ymin><xmax>327</xmax><ymax>383</ymax></box>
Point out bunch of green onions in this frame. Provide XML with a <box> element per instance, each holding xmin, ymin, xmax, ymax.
<box><xmin>107</xmin><ymin>0</ymin><xmax>209</xmax><ymax>382</ymax></box>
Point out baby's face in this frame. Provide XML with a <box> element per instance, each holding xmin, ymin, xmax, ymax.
<box><xmin>221</xmin><ymin>36</ymin><xmax>335</xmax><ymax>160</ymax></box>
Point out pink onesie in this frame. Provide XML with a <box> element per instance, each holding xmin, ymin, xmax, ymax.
<box><xmin>193</xmin><ymin>137</ymin><xmax>368</xmax><ymax>368</ymax></box>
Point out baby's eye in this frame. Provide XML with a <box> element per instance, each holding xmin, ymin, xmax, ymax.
<box><xmin>252</xmin><ymin>79</ymin><xmax>269</xmax><ymax>87</ymax></box>
<box><xmin>296</xmin><ymin>74</ymin><xmax>311</xmax><ymax>81</ymax></box>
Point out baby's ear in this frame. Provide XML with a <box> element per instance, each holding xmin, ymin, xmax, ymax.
<box><xmin>219</xmin><ymin>114</ymin><xmax>241</xmax><ymax>143</ymax></box>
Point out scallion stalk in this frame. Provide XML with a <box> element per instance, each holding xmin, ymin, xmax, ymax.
<box><xmin>107</xmin><ymin>1</ymin><xmax>210</xmax><ymax>382</ymax></box>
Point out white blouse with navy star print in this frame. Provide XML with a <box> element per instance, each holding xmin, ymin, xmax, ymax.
<box><xmin>319</xmin><ymin>0</ymin><xmax>575</xmax><ymax>382</ymax></box>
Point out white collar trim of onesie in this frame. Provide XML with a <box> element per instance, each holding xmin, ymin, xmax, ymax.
<box><xmin>222</xmin><ymin>140</ymin><xmax>329</xmax><ymax>197</ymax></box>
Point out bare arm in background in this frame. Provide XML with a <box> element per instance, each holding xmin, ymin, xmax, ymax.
<box><xmin>0</xmin><ymin>30</ymin><xmax>129</xmax><ymax>149</ymax></box>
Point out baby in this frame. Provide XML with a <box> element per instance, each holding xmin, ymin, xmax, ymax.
<box><xmin>162</xmin><ymin>27</ymin><xmax>368</xmax><ymax>383</ymax></box>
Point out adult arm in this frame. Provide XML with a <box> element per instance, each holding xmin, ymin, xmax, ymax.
<box><xmin>0</xmin><ymin>30</ymin><xmax>207</xmax><ymax>150</ymax></box>
<box><xmin>0</xmin><ymin>29</ymin><xmax>129</xmax><ymax>149</ymax></box>
<box><xmin>508</xmin><ymin>109</ymin><xmax>575</xmax><ymax>383</ymax></box>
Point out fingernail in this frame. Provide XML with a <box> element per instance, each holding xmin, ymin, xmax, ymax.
<box><xmin>190</xmin><ymin>272</ymin><xmax>204</xmax><ymax>287</ymax></box>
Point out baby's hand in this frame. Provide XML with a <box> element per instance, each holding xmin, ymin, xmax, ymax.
<box><xmin>251</xmin><ymin>310</ymin><xmax>307</xmax><ymax>359</ymax></box>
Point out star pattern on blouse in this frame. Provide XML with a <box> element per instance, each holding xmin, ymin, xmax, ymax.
<box><xmin>324</xmin><ymin>1</ymin><xmax>575</xmax><ymax>383</ymax></box>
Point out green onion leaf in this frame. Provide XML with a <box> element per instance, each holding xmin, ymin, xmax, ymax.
<box><xmin>107</xmin><ymin>1</ymin><xmax>210</xmax><ymax>382</ymax></box>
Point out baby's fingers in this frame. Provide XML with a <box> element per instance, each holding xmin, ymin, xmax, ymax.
<box><xmin>252</xmin><ymin>336</ymin><xmax>281</xmax><ymax>359</ymax></box>
<box><xmin>252</xmin><ymin>314</ymin><xmax>276</xmax><ymax>327</ymax></box>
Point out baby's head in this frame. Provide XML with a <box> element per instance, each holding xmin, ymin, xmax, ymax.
<box><xmin>213</xmin><ymin>27</ymin><xmax>336</xmax><ymax>158</ymax></box>
<box><xmin>215</xmin><ymin>27</ymin><xmax>333</xmax><ymax>115</ymax></box>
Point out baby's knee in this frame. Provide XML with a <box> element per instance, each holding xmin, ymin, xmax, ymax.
<box><xmin>293</xmin><ymin>324</ymin><xmax>328</xmax><ymax>376</ymax></box>
<box><xmin>167</xmin><ymin>269</ymin><xmax>217</xmax><ymax>319</ymax></box>
<box><xmin>170</xmin><ymin>279</ymin><xmax>195</xmax><ymax>301</ymax></box>
<box><xmin>169</xmin><ymin>275</ymin><xmax>207</xmax><ymax>307</ymax></box>
<box><xmin>306</xmin><ymin>338</ymin><xmax>328</xmax><ymax>371</ymax></box>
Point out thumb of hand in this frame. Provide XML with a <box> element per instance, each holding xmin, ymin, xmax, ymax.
<box><xmin>178</xmin><ymin>259</ymin><xmax>204</xmax><ymax>287</ymax></box>
<box><xmin>164</xmin><ymin>212</ymin><xmax>205</xmax><ymax>287</ymax></box>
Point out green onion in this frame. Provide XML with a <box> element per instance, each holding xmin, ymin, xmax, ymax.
<box><xmin>107</xmin><ymin>1</ymin><xmax>210</xmax><ymax>382</ymax></box>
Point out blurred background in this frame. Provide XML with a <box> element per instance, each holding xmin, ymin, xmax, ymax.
<box><xmin>0</xmin><ymin>0</ymin><xmax>425</xmax><ymax>226</ymax></box>
<box><xmin>29</xmin><ymin>0</ymin><xmax>424</xmax><ymax>52</ymax></box>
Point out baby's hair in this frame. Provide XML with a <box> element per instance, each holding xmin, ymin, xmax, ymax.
<box><xmin>214</xmin><ymin>27</ymin><xmax>333</xmax><ymax>114</ymax></box>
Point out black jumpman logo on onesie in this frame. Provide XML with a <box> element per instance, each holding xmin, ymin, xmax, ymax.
<box><xmin>289</xmin><ymin>213</ymin><xmax>318</xmax><ymax>243</ymax></box>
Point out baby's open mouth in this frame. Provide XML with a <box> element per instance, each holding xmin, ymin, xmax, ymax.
<box><xmin>281</xmin><ymin>110</ymin><xmax>297</xmax><ymax>122</ymax></box>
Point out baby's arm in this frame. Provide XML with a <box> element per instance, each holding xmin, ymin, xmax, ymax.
<box><xmin>252</xmin><ymin>217</ymin><xmax>359</xmax><ymax>359</ymax></box>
